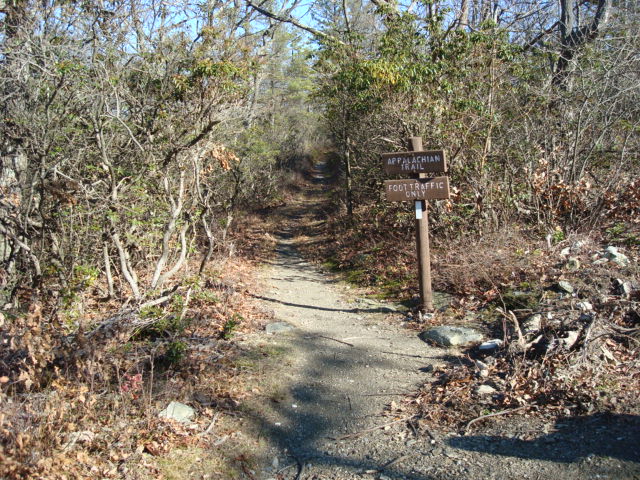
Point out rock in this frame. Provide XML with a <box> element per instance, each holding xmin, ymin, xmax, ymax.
<box><xmin>579</xmin><ymin>313</ymin><xmax>594</xmax><ymax>323</ymax></box>
<box><xmin>378</xmin><ymin>306</ymin><xmax>397</xmax><ymax>313</ymax></box>
<box><xmin>265</xmin><ymin>322</ymin><xmax>295</xmax><ymax>334</ymax></box>
<box><xmin>482</xmin><ymin>355</ymin><xmax>497</xmax><ymax>366</ymax></box>
<box><xmin>593</xmin><ymin>258</ymin><xmax>609</xmax><ymax>266</ymax></box>
<box><xmin>474</xmin><ymin>359</ymin><xmax>490</xmax><ymax>378</ymax></box>
<box><xmin>614</xmin><ymin>279</ymin><xmax>633</xmax><ymax>298</ymax></box>
<box><xmin>560</xmin><ymin>247</ymin><xmax>571</xmax><ymax>257</ymax></box>
<box><xmin>605</xmin><ymin>246</ymin><xmax>630</xmax><ymax>267</ymax></box>
<box><xmin>576</xmin><ymin>301</ymin><xmax>593</xmax><ymax>311</ymax></box>
<box><xmin>159</xmin><ymin>401</ymin><xmax>196</xmax><ymax>424</ymax></box>
<box><xmin>476</xmin><ymin>384</ymin><xmax>497</xmax><ymax>395</ymax></box>
<box><xmin>561</xmin><ymin>330</ymin><xmax>580</xmax><ymax>349</ymax></box>
<box><xmin>420</xmin><ymin>326</ymin><xmax>483</xmax><ymax>347</ymax></box>
<box><xmin>573</xmin><ymin>240</ymin><xmax>587</xmax><ymax>250</ymax></box>
<box><xmin>522</xmin><ymin>314</ymin><xmax>542</xmax><ymax>335</ymax></box>
<box><xmin>557</xmin><ymin>281</ymin><xmax>574</xmax><ymax>294</ymax></box>
<box><xmin>478</xmin><ymin>339</ymin><xmax>503</xmax><ymax>351</ymax></box>
<box><xmin>565</xmin><ymin>257</ymin><xmax>581</xmax><ymax>270</ymax></box>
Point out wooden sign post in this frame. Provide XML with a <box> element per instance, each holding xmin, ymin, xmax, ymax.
<box><xmin>382</xmin><ymin>137</ymin><xmax>450</xmax><ymax>312</ymax></box>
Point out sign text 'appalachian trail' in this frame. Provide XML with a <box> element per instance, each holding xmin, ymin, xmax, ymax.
<box><xmin>382</xmin><ymin>150</ymin><xmax>447</xmax><ymax>175</ymax></box>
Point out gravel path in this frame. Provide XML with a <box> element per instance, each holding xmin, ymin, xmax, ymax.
<box><xmin>235</xmin><ymin>169</ymin><xmax>640</xmax><ymax>480</ymax></box>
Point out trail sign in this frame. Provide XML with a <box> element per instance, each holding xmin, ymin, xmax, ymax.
<box><xmin>381</xmin><ymin>137</ymin><xmax>452</xmax><ymax>313</ymax></box>
<box><xmin>384</xmin><ymin>177</ymin><xmax>450</xmax><ymax>202</ymax></box>
<box><xmin>382</xmin><ymin>150</ymin><xmax>446</xmax><ymax>175</ymax></box>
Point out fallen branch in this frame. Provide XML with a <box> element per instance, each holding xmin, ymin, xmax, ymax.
<box><xmin>331</xmin><ymin>415</ymin><xmax>416</xmax><ymax>441</ymax></box>
<box><xmin>464</xmin><ymin>406</ymin><xmax>530</xmax><ymax>434</ymax></box>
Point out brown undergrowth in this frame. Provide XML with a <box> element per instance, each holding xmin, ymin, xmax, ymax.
<box><xmin>295</xmin><ymin>173</ymin><xmax>640</xmax><ymax>433</ymax></box>
<box><xmin>0</xmin><ymin>239</ymin><xmax>274</xmax><ymax>479</ymax></box>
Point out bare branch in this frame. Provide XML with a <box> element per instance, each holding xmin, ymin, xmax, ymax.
<box><xmin>246</xmin><ymin>0</ymin><xmax>344</xmax><ymax>45</ymax></box>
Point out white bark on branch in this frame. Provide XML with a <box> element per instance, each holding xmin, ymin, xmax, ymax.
<box><xmin>246</xmin><ymin>0</ymin><xmax>345</xmax><ymax>45</ymax></box>
<box><xmin>150</xmin><ymin>171</ymin><xmax>186</xmax><ymax>290</ymax></box>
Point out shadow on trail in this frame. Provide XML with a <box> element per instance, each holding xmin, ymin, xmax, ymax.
<box><xmin>449</xmin><ymin>413</ymin><xmax>640</xmax><ymax>464</ymax></box>
<box><xmin>243</xmin><ymin>330</ymin><xmax>444</xmax><ymax>480</ymax></box>
<box><xmin>249</xmin><ymin>293</ymin><xmax>397</xmax><ymax>315</ymax></box>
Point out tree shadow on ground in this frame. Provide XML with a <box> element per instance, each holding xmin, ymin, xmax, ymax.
<box><xmin>249</xmin><ymin>292</ymin><xmax>399</xmax><ymax>315</ymax></box>
<box><xmin>241</xmin><ymin>330</ymin><xmax>445</xmax><ymax>479</ymax></box>
<box><xmin>449</xmin><ymin>413</ymin><xmax>640</xmax><ymax>464</ymax></box>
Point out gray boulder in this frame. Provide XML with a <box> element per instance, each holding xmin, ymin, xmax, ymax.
<box><xmin>159</xmin><ymin>401</ymin><xmax>195</xmax><ymax>424</ymax></box>
<box><xmin>420</xmin><ymin>326</ymin><xmax>483</xmax><ymax>347</ymax></box>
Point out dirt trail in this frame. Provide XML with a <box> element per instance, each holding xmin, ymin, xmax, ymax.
<box><xmin>234</xmin><ymin>165</ymin><xmax>640</xmax><ymax>480</ymax></box>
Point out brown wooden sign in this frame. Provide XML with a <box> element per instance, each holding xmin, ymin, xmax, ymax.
<box><xmin>384</xmin><ymin>177</ymin><xmax>450</xmax><ymax>202</ymax></box>
<box><xmin>382</xmin><ymin>150</ymin><xmax>446</xmax><ymax>175</ymax></box>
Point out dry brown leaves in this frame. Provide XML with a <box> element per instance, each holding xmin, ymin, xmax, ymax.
<box><xmin>1</xmin><ymin>255</ymin><xmax>271</xmax><ymax>479</ymax></box>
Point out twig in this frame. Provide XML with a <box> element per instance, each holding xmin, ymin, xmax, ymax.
<box><xmin>331</xmin><ymin>415</ymin><xmax>416</xmax><ymax>441</ymax></box>
<box><xmin>276</xmin><ymin>463</ymin><xmax>296</xmax><ymax>475</ymax></box>
<box><xmin>380</xmin><ymin>351</ymin><xmax>431</xmax><ymax>359</ymax></box>
<box><xmin>305</xmin><ymin>335</ymin><xmax>354</xmax><ymax>347</ymax></box>
<box><xmin>199</xmin><ymin>412</ymin><xmax>220</xmax><ymax>436</ymax></box>
<box><xmin>464</xmin><ymin>406</ymin><xmax>529</xmax><ymax>434</ymax></box>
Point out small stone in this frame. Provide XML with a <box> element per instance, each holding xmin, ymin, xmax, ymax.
<box><xmin>593</xmin><ymin>258</ymin><xmax>609</xmax><ymax>266</ymax></box>
<box><xmin>159</xmin><ymin>401</ymin><xmax>196</xmax><ymax>424</ymax></box>
<box><xmin>483</xmin><ymin>355</ymin><xmax>497</xmax><ymax>366</ymax></box>
<box><xmin>605</xmin><ymin>246</ymin><xmax>630</xmax><ymax>267</ymax></box>
<box><xmin>561</xmin><ymin>330</ymin><xmax>580</xmax><ymax>349</ymax></box>
<box><xmin>522</xmin><ymin>314</ymin><xmax>542</xmax><ymax>335</ymax></box>
<box><xmin>560</xmin><ymin>247</ymin><xmax>571</xmax><ymax>257</ymax></box>
<box><xmin>265</xmin><ymin>322</ymin><xmax>295</xmax><ymax>334</ymax></box>
<box><xmin>475</xmin><ymin>360</ymin><xmax>489</xmax><ymax>377</ymax></box>
<box><xmin>566</xmin><ymin>257</ymin><xmax>581</xmax><ymax>270</ymax></box>
<box><xmin>576</xmin><ymin>301</ymin><xmax>593</xmax><ymax>311</ymax></box>
<box><xmin>478</xmin><ymin>339</ymin><xmax>503</xmax><ymax>351</ymax></box>
<box><xmin>476</xmin><ymin>384</ymin><xmax>497</xmax><ymax>395</ymax></box>
<box><xmin>557</xmin><ymin>281</ymin><xmax>574</xmax><ymax>294</ymax></box>
<box><xmin>614</xmin><ymin>279</ymin><xmax>633</xmax><ymax>298</ymax></box>
<box><xmin>573</xmin><ymin>240</ymin><xmax>587</xmax><ymax>250</ymax></box>
<box><xmin>420</xmin><ymin>326</ymin><xmax>483</xmax><ymax>347</ymax></box>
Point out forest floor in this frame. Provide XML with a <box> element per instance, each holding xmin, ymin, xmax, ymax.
<box><xmin>209</xmin><ymin>163</ymin><xmax>640</xmax><ymax>480</ymax></box>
